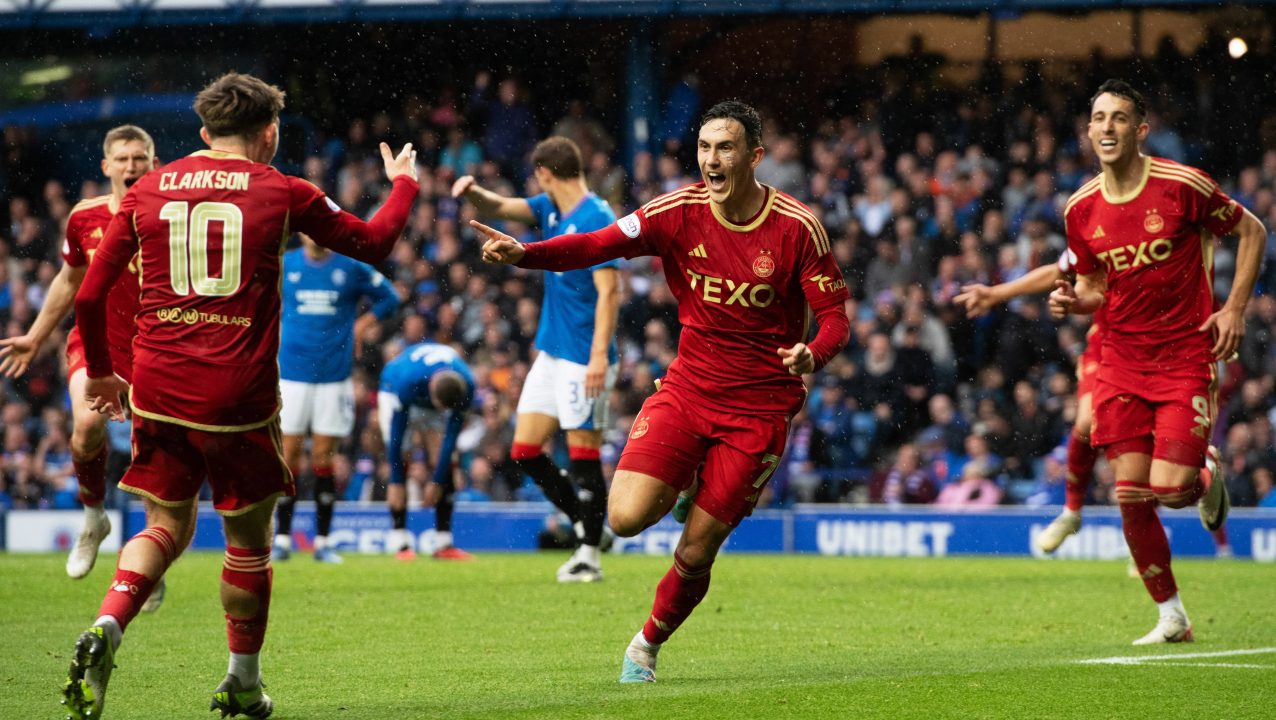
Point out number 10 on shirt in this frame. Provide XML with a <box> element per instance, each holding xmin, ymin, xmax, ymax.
<box><xmin>159</xmin><ymin>200</ymin><xmax>243</xmax><ymax>297</ymax></box>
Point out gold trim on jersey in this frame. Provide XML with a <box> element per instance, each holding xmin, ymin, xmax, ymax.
<box><xmin>1064</xmin><ymin>177</ymin><xmax>1103</xmax><ymax>217</ymax></box>
<box><xmin>218</xmin><ymin>491</ymin><xmax>286</xmax><ymax>517</ymax></box>
<box><xmin>645</xmin><ymin>194</ymin><xmax>709</xmax><ymax>219</ymax></box>
<box><xmin>1100</xmin><ymin>156</ymin><xmax>1151</xmax><ymax>205</ymax></box>
<box><xmin>70</xmin><ymin>195</ymin><xmax>112</xmax><ymax>215</ymax></box>
<box><xmin>709</xmin><ymin>185</ymin><xmax>775</xmax><ymax>233</ymax></box>
<box><xmin>1148</xmin><ymin>160</ymin><xmax>1215</xmax><ymax>197</ymax></box>
<box><xmin>643</xmin><ymin>186</ymin><xmax>709</xmax><ymax>216</ymax></box>
<box><xmin>773</xmin><ymin>195</ymin><xmax>831</xmax><ymax>255</ymax></box>
<box><xmin>1201</xmin><ymin>229</ymin><xmax>1214</xmax><ymax>293</ymax></box>
<box><xmin>191</xmin><ymin>149</ymin><xmax>251</xmax><ymax>162</ymax></box>
<box><xmin>129</xmin><ymin>386</ymin><xmax>280</xmax><ymax>433</ymax></box>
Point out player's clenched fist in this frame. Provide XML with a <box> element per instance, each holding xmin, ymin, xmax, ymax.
<box><xmin>470</xmin><ymin>220</ymin><xmax>525</xmax><ymax>265</ymax></box>
<box><xmin>778</xmin><ymin>343</ymin><xmax>814</xmax><ymax>376</ymax></box>
<box><xmin>1047</xmin><ymin>279</ymin><xmax>1077</xmax><ymax>320</ymax></box>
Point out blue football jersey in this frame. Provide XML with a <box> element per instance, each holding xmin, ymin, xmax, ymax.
<box><xmin>526</xmin><ymin>192</ymin><xmax>618</xmax><ymax>365</ymax></box>
<box><xmin>279</xmin><ymin>249</ymin><xmax>399</xmax><ymax>383</ymax></box>
<box><xmin>379</xmin><ymin>343</ymin><xmax>476</xmax><ymax>486</ymax></box>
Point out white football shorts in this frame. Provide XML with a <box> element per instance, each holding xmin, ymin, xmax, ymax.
<box><xmin>516</xmin><ymin>352</ymin><xmax>617</xmax><ymax>431</ymax></box>
<box><xmin>280</xmin><ymin>378</ymin><xmax>356</xmax><ymax>437</ymax></box>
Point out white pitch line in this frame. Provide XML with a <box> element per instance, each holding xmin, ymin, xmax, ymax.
<box><xmin>1079</xmin><ymin>647</ymin><xmax>1276</xmax><ymax>665</ymax></box>
<box><xmin>1138</xmin><ymin>662</ymin><xmax>1271</xmax><ymax>669</ymax></box>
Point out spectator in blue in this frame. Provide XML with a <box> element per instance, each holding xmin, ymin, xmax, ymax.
<box><xmin>439</xmin><ymin>126</ymin><xmax>484</xmax><ymax>178</ymax></box>
<box><xmin>1024</xmin><ymin>446</ymin><xmax>1069</xmax><ymax>507</ymax></box>
<box><xmin>469</xmin><ymin>73</ymin><xmax>537</xmax><ymax>182</ymax></box>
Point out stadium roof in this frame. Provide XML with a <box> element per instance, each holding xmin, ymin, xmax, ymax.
<box><xmin>1</xmin><ymin>0</ymin><xmax>1262</xmax><ymax>29</ymax></box>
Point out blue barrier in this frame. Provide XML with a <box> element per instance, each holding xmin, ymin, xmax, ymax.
<box><xmin>105</xmin><ymin>503</ymin><xmax>1276</xmax><ymax>561</ymax></box>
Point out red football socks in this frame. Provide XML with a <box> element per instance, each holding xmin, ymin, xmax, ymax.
<box><xmin>642</xmin><ymin>550</ymin><xmax>713</xmax><ymax>645</ymax></box>
<box><xmin>74</xmin><ymin>445</ymin><xmax>109</xmax><ymax>507</ymax></box>
<box><xmin>222</xmin><ymin>546</ymin><xmax>273</xmax><ymax>654</ymax></box>
<box><xmin>97</xmin><ymin>526</ymin><xmax>176</xmax><ymax>630</ymax></box>
<box><xmin>1117</xmin><ymin>481</ymin><xmax>1177</xmax><ymax>603</ymax></box>
<box><xmin>1064</xmin><ymin>434</ymin><xmax>1096</xmax><ymax>513</ymax></box>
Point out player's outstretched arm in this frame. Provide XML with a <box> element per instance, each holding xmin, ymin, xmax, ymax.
<box><xmin>296</xmin><ymin>143</ymin><xmax>419</xmax><ymax>264</ymax></box>
<box><xmin>1201</xmin><ymin>207</ymin><xmax>1267</xmax><ymax>359</ymax></box>
<box><xmin>0</xmin><ymin>262</ymin><xmax>86</xmax><ymax>377</ymax></box>
<box><xmin>473</xmin><ymin>217</ymin><xmax>645</xmax><ymax>272</ymax></box>
<box><xmin>451</xmin><ymin>175</ymin><xmax>536</xmax><ymax>224</ymax></box>
<box><xmin>956</xmin><ymin>263</ymin><xmax>1063</xmax><ymax>318</ymax></box>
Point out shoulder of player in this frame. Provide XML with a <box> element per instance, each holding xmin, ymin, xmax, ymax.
<box><xmin>68</xmin><ymin>195</ymin><xmax>112</xmax><ymax>219</ymax></box>
<box><xmin>1063</xmin><ymin>175</ymin><xmax>1103</xmax><ymax>217</ymax></box>
<box><xmin>1147</xmin><ymin>157</ymin><xmax>1217</xmax><ymax>197</ymax></box>
<box><xmin>641</xmin><ymin>182</ymin><xmax>709</xmax><ymax>218</ymax></box>
<box><xmin>769</xmin><ymin>191</ymin><xmax>832</xmax><ymax>255</ymax></box>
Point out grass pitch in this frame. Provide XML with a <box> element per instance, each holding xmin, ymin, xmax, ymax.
<box><xmin>4</xmin><ymin>551</ymin><xmax>1274</xmax><ymax>719</ymax></box>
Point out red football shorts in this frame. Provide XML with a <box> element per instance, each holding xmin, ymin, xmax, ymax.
<box><xmin>1075</xmin><ymin>351</ymin><xmax>1100</xmax><ymax>399</ymax></box>
<box><xmin>616</xmin><ymin>386</ymin><xmax>790</xmax><ymax>527</ymax></box>
<box><xmin>1091</xmin><ymin>363</ymin><xmax>1216</xmax><ymax>467</ymax></box>
<box><xmin>65</xmin><ymin>328</ymin><xmax>134</xmax><ymax>385</ymax></box>
<box><xmin>119</xmin><ymin>416</ymin><xmax>294</xmax><ymax>515</ymax></box>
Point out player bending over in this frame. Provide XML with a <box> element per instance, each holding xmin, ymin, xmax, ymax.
<box><xmin>378</xmin><ymin>341</ymin><xmax>476</xmax><ymax>561</ymax></box>
<box><xmin>63</xmin><ymin>72</ymin><xmax>418</xmax><ymax>719</ymax></box>
<box><xmin>474</xmin><ymin>101</ymin><xmax>850</xmax><ymax>681</ymax></box>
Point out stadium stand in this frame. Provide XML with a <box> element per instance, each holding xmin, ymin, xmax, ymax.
<box><xmin>3</xmin><ymin>9</ymin><xmax>1276</xmax><ymax>516</ymax></box>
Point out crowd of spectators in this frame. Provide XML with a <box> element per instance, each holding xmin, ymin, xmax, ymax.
<box><xmin>4</xmin><ymin>46</ymin><xmax>1276</xmax><ymax>514</ymax></box>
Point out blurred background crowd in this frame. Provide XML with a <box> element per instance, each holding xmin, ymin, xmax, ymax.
<box><xmin>4</xmin><ymin>31</ymin><xmax>1276</xmax><ymax>514</ymax></box>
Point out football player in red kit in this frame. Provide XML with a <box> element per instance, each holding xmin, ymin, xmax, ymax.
<box><xmin>473</xmin><ymin>100</ymin><xmax>850</xmax><ymax>682</ymax></box>
<box><xmin>1050</xmin><ymin>80</ymin><xmax>1265</xmax><ymax>645</ymax></box>
<box><xmin>61</xmin><ymin>73</ymin><xmax>418</xmax><ymax>719</ymax></box>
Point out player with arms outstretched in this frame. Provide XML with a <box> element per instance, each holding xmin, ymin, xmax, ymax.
<box><xmin>0</xmin><ymin>125</ymin><xmax>157</xmax><ymax>586</ymax></box>
<box><xmin>378</xmin><ymin>341</ymin><xmax>475</xmax><ymax>560</ymax></box>
<box><xmin>453</xmin><ymin>136</ymin><xmax>619</xmax><ymax>582</ymax></box>
<box><xmin>273</xmin><ymin>233</ymin><xmax>401</xmax><ymax>564</ymax></box>
<box><xmin>1049</xmin><ymin>80</ymin><xmax>1264</xmax><ymax>644</ymax></box>
<box><xmin>62</xmin><ymin>72</ymin><xmax>418</xmax><ymax>719</ymax></box>
<box><xmin>474</xmin><ymin>101</ymin><xmax>850</xmax><ymax>681</ymax></box>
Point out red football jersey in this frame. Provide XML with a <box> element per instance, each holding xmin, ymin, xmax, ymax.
<box><xmin>621</xmin><ymin>183</ymin><xmax>849</xmax><ymax>414</ymax></box>
<box><xmin>62</xmin><ymin>196</ymin><xmax>140</xmax><ymax>383</ymax></box>
<box><xmin>81</xmin><ymin>149</ymin><xmax>417</xmax><ymax>430</ymax></box>
<box><xmin>1065</xmin><ymin>157</ymin><xmax>1242</xmax><ymax>372</ymax></box>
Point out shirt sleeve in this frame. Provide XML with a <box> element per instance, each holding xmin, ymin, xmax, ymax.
<box><xmin>430</xmin><ymin>410</ymin><xmax>466</xmax><ymax>486</ymax></box>
<box><xmin>796</xmin><ymin>222</ymin><xmax>851</xmax><ymax>369</ymax></box>
<box><xmin>1064</xmin><ymin>205</ymin><xmax>1100</xmax><ymax>276</ymax></box>
<box><xmin>1185</xmin><ymin>173</ymin><xmax>1244</xmax><ymax>237</ymax></box>
<box><xmin>525</xmin><ymin>193</ymin><xmax>551</xmax><ymax>229</ymax></box>
<box><xmin>517</xmin><ymin>208</ymin><xmax>658</xmax><ymax>271</ymax></box>
<box><xmin>289</xmin><ymin>175</ymin><xmax>419</xmax><ymax>264</ymax></box>
<box><xmin>61</xmin><ymin>214</ymin><xmax>87</xmax><ymax>267</ymax></box>
<box><xmin>361</xmin><ymin>265</ymin><xmax>400</xmax><ymax>319</ymax></box>
<box><xmin>74</xmin><ymin>193</ymin><xmax>140</xmax><ymax>378</ymax></box>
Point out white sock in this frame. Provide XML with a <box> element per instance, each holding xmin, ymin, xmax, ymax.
<box><xmin>1060</xmin><ymin>508</ymin><xmax>1080</xmax><ymax>519</ymax></box>
<box><xmin>435</xmin><ymin>531</ymin><xmax>453</xmax><ymax>549</ymax></box>
<box><xmin>85</xmin><ymin>504</ymin><xmax>107</xmax><ymax>521</ymax></box>
<box><xmin>313</xmin><ymin>535</ymin><xmax>327</xmax><ymax>551</ymax></box>
<box><xmin>577</xmin><ymin>544</ymin><xmax>600</xmax><ymax>566</ymax></box>
<box><xmin>228</xmin><ymin>652</ymin><xmax>261</xmax><ymax>686</ymax></box>
<box><xmin>274</xmin><ymin>534</ymin><xmax>292</xmax><ymax>551</ymax></box>
<box><xmin>633</xmin><ymin>630</ymin><xmax>660</xmax><ymax>652</ymax></box>
<box><xmin>1156</xmin><ymin>593</ymin><xmax>1187</xmax><ymax>620</ymax></box>
<box><xmin>93</xmin><ymin>616</ymin><xmax>122</xmax><ymax>650</ymax></box>
<box><xmin>573</xmin><ymin>521</ymin><xmax>586</xmax><ymax>541</ymax></box>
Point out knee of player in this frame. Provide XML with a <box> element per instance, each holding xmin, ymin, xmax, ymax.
<box><xmin>69</xmin><ymin>424</ymin><xmax>107</xmax><ymax>457</ymax></box>
<box><xmin>606</xmin><ymin>503</ymin><xmax>650</xmax><ymax>538</ymax></box>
